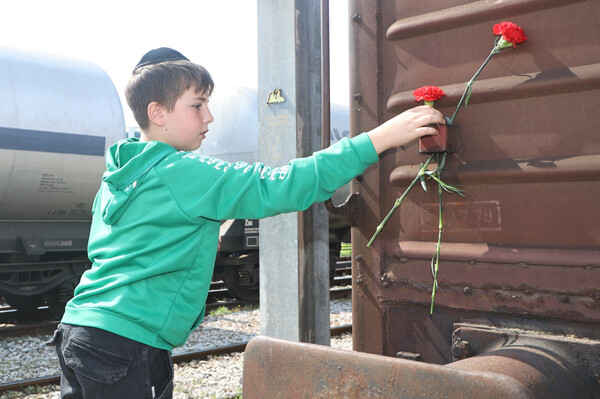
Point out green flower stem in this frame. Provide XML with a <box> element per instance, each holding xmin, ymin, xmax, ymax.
<box><xmin>448</xmin><ymin>37</ymin><xmax>501</xmax><ymax>125</ymax></box>
<box><xmin>367</xmin><ymin>154</ymin><xmax>435</xmax><ymax>248</ymax></box>
<box><xmin>430</xmin><ymin>175</ymin><xmax>443</xmax><ymax>315</ymax></box>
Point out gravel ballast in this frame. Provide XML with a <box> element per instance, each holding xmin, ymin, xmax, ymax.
<box><xmin>0</xmin><ymin>299</ymin><xmax>352</xmax><ymax>399</ymax></box>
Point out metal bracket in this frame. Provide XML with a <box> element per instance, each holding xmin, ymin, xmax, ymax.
<box><xmin>324</xmin><ymin>192</ymin><xmax>361</xmax><ymax>227</ymax></box>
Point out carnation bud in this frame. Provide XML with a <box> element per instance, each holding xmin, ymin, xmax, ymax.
<box><xmin>496</xmin><ymin>37</ymin><xmax>514</xmax><ymax>50</ymax></box>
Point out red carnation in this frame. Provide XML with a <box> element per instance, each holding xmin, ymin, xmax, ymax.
<box><xmin>413</xmin><ymin>86</ymin><xmax>445</xmax><ymax>105</ymax></box>
<box><xmin>493</xmin><ymin>21</ymin><xmax>527</xmax><ymax>48</ymax></box>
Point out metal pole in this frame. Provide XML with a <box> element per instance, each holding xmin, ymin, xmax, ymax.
<box><xmin>296</xmin><ymin>0</ymin><xmax>330</xmax><ymax>345</ymax></box>
<box><xmin>321</xmin><ymin>0</ymin><xmax>331</xmax><ymax>150</ymax></box>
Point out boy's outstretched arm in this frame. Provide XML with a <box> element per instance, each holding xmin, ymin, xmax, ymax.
<box><xmin>367</xmin><ymin>105</ymin><xmax>445</xmax><ymax>154</ymax></box>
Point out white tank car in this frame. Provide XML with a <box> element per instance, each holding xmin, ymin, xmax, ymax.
<box><xmin>0</xmin><ymin>47</ymin><xmax>125</xmax><ymax>220</ymax></box>
<box><xmin>0</xmin><ymin>47</ymin><xmax>125</xmax><ymax>317</ymax></box>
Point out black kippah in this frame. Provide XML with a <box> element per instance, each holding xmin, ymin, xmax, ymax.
<box><xmin>133</xmin><ymin>47</ymin><xmax>190</xmax><ymax>72</ymax></box>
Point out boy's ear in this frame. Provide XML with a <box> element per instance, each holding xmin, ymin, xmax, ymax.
<box><xmin>147</xmin><ymin>102</ymin><xmax>166</xmax><ymax>126</ymax></box>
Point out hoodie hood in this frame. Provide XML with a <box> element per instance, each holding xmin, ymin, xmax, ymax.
<box><xmin>99</xmin><ymin>138</ymin><xmax>176</xmax><ymax>224</ymax></box>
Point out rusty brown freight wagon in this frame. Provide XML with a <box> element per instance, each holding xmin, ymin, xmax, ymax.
<box><xmin>349</xmin><ymin>0</ymin><xmax>600</xmax><ymax>397</ymax></box>
<box><xmin>244</xmin><ymin>1</ymin><xmax>600</xmax><ymax>398</ymax></box>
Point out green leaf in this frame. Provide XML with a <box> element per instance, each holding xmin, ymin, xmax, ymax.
<box><xmin>442</xmin><ymin>184</ymin><xmax>465</xmax><ymax>197</ymax></box>
<box><xmin>438</xmin><ymin>153</ymin><xmax>447</xmax><ymax>171</ymax></box>
<box><xmin>420</xmin><ymin>175</ymin><xmax>428</xmax><ymax>192</ymax></box>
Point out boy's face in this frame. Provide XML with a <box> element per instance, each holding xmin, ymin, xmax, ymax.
<box><xmin>162</xmin><ymin>87</ymin><xmax>214</xmax><ymax>151</ymax></box>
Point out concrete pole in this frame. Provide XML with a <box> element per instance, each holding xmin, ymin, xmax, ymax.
<box><xmin>257</xmin><ymin>0</ymin><xmax>330</xmax><ymax>345</ymax></box>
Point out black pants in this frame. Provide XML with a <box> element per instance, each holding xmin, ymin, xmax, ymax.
<box><xmin>47</xmin><ymin>324</ymin><xmax>173</xmax><ymax>399</ymax></box>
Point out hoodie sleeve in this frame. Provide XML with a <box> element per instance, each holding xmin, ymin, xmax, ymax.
<box><xmin>154</xmin><ymin>133</ymin><xmax>378</xmax><ymax>221</ymax></box>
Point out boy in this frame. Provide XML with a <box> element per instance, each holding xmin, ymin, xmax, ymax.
<box><xmin>48</xmin><ymin>47</ymin><xmax>444</xmax><ymax>398</ymax></box>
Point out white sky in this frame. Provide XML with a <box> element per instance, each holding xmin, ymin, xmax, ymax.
<box><xmin>0</xmin><ymin>0</ymin><xmax>350</xmax><ymax>127</ymax></box>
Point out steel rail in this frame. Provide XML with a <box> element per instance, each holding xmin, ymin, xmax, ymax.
<box><xmin>0</xmin><ymin>324</ymin><xmax>352</xmax><ymax>394</ymax></box>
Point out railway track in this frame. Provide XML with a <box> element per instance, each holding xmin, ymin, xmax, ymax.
<box><xmin>0</xmin><ymin>286</ymin><xmax>351</xmax><ymax>339</ymax></box>
<box><xmin>0</xmin><ymin>324</ymin><xmax>352</xmax><ymax>395</ymax></box>
<box><xmin>0</xmin><ymin>261</ymin><xmax>352</xmax><ymax>336</ymax></box>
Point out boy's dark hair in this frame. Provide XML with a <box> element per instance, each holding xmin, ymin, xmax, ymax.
<box><xmin>125</xmin><ymin>60</ymin><xmax>214</xmax><ymax>130</ymax></box>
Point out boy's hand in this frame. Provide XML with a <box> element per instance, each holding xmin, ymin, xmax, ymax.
<box><xmin>367</xmin><ymin>105</ymin><xmax>445</xmax><ymax>154</ymax></box>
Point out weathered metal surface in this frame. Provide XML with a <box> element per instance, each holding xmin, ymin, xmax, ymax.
<box><xmin>385</xmin><ymin>0</ymin><xmax>583</xmax><ymax>41</ymax></box>
<box><xmin>243</xmin><ymin>335</ymin><xmax>535</xmax><ymax>399</ymax></box>
<box><xmin>348</xmin><ymin>0</ymin><xmax>600</xmax><ymax>396</ymax></box>
<box><xmin>349</xmin><ymin>0</ymin><xmax>387</xmax><ymax>358</ymax></box>
<box><xmin>449</xmin><ymin>324</ymin><xmax>600</xmax><ymax>397</ymax></box>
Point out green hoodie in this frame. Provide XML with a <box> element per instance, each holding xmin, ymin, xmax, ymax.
<box><xmin>62</xmin><ymin>133</ymin><xmax>378</xmax><ymax>350</ymax></box>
